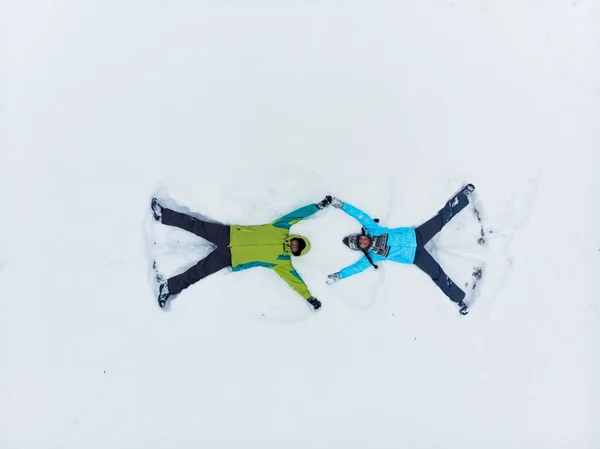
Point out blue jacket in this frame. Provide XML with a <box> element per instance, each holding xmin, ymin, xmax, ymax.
<box><xmin>337</xmin><ymin>202</ymin><xmax>417</xmax><ymax>280</ymax></box>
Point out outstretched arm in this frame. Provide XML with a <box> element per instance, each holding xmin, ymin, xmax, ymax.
<box><xmin>327</xmin><ymin>253</ymin><xmax>385</xmax><ymax>283</ymax></box>
<box><xmin>273</xmin><ymin>262</ymin><xmax>321</xmax><ymax>309</ymax></box>
<box><xmin>337</xmin><ymin>257</ymin><xmax>374</xmax><ymax>280</ymax></box>
<box><xmin>271</xmin><ymin>196</ymin><xmax>331</xmax><ymax>229</ymax></box>
<box><xmin>332</xmin><ymin>198</ymin><xmax>381</xmax><ymax>234</ymax></box>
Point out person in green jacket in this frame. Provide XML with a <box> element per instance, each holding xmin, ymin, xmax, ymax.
<box><xmin>150</xmin><ymin>196</ymin><xmax>332</xmax><ymax>310</ymax></box>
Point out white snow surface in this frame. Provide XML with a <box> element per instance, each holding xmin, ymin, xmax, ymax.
<box><xmin>1</xmin><ymin>1</ymin><xmax>599</xmax><ymax>448</ymax></box>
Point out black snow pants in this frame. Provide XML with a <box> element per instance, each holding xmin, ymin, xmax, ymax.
<box><xmin>161</xmin><ymin>208</ymin><xmax>232</xmax><ymax>296</ymax></box>
<box><xmin>413</xmin><ymin>195</ymin><xmax>469</xmax><ymax>304</ymax></box>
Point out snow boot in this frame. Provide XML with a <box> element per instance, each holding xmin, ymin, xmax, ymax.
<box><xmin>457</xmin><ymin>300</ymin><xmax>469</xmax><ymax>315</ymax></box>
<box><xmin>157</xmin><ymin>281</ymin><xmax>170</xmax><ymax>308</ymax></box>
<box><xmin>461</xmin><ymin>183</ymin><xmax>475</xmax><ymax>197</ymax></box>
<box><xmin>151</xmin><ymin>198</ymin><xmax>163</xmax><ymax>222</ymax></box>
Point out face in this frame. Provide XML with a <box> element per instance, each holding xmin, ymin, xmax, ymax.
<box><xmin>359</xmin><ymin>235</ymin><xmax>370</xmax><ymax>249</ymax></box>
<box><xmin>290</xmin><ymin>239</ymin><xmax>299</xmax><ymax>254</ymax></box>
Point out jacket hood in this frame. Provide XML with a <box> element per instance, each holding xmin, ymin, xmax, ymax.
<box><xmin>286</xmin><ymin>234</ymin><xmax>311</xmax><ymax>257</ymax></box>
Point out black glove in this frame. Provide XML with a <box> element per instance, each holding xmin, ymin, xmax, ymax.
<box><xmin>307</xmin><ymin>296</ymin><xmax>321</xmax><ymax>310</ymax></box>
<box><xmin>316</xmin><ymin>195</ymin><xmax>332</xmax><ymax>210</ymax></box>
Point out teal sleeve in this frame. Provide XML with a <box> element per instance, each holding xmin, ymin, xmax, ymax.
<box><xmin>272</xmin><ymin>204</ymin><xmax>319</xmax><ymax>229</ymax></box>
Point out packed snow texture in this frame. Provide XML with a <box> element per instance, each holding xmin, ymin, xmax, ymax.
<box><xmin>1</xmin><ymin>1</ymin><xmax>599</xmax><ymax>448</ymax></box>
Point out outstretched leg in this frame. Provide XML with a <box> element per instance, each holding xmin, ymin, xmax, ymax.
<box><xmin>161</xmin><ymin>207</ymin><xmax>230</xmax><ymax>246</ymax></box>
<box><xmin>413</xmin><ymin>247</ymin><xmax>466</xmax><ymax>304</ymax></box>
<box><xmin>415</xmin><ymin>184</ymin><xmax>474</xmax><ymax>245</ymax></box>
<box><xmin>167</xmin><ymin>247</ymin><xmax>232</xmax><ymax>296</ymax></box>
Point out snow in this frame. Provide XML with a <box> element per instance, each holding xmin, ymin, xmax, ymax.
<box><xmin>1</xmin><ymin>1</ymin><xmax>599</xmax><ymax>448</ymax></box>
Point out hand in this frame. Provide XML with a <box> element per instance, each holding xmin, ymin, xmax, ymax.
<box><xmin>330</xmin><ymin>197</ymin><xmax>343</xmax><ymax>208</ymax></box>
<box><xmin>326</xmin><ymin>273</ymin><xmax>339</xmax><ymax>285</ymax></box>
<box><xmin>316</xmin><ymin>195</ymin><xmax>332</xmax><ymax>210</ymax></box>
<box><xmin>307</xmin><ymin>296</ymin><xmax>321</xmax><ymax>310</ymax></box>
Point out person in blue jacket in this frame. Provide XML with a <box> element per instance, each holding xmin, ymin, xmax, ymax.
<box><xmin>326</xmin><ymin>184</ymin><xmax>475</xmax><ymax>315</ymax></box>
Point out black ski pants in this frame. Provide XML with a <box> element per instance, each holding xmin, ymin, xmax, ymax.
<box><xmin>161</xmin><ymin>208</ymin><xmax>232</xmax><ymax>296</ymax></box>
<box><xmin>413</xmin><ymin>196</ymin><xmax>468</xmax><ymax>304</ymax></box>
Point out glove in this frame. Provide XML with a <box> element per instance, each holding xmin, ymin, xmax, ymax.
<box><xmin>330</xmin><ymin>197</ymin><xmax>344</xmax><ymax>208</ymax></box>
<box><xmin>307</xmin><ymin>296</ymin><xmax>321</xmax><ymax>310</ymax></box>
<box><xmin>326</xmin><ymin>273</ymin><xmax>339</xmax><ymax>285</ymax></box>
<box><xmin>316</xmin><ymin>195</ymin><xmax>332</xmax><ymax>210</ymax></box>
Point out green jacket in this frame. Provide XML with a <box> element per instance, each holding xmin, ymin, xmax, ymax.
<box><xmin>229</xmin><ymin>203</ymin><xmax>319</xmax><ymax>300</ymax></box>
